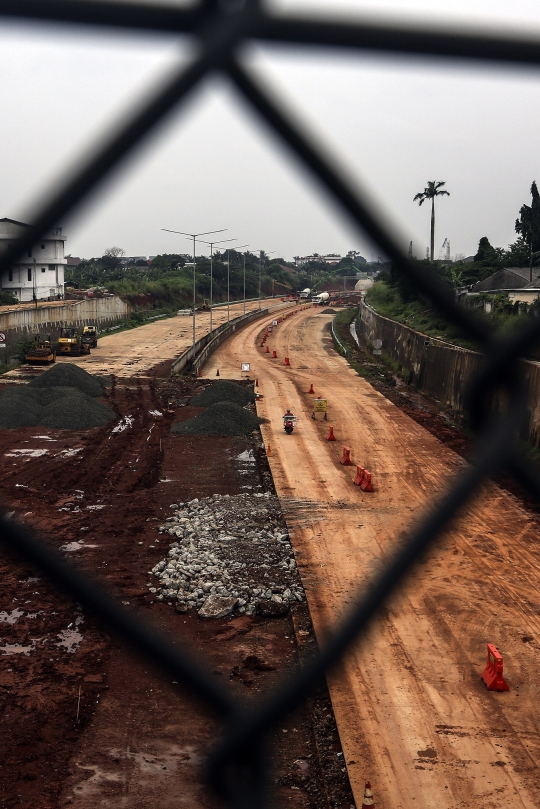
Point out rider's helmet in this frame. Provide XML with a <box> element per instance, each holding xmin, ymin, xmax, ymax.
<box><xmin>286</xmin><ymin>409</ymin><xmax>292</xmax><ymax>414</ymax></box>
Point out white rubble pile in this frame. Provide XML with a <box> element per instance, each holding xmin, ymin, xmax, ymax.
<box><xmin>147</xmin><ymin>493</ymin><xmax>305</xmax><ymax>617</ymax></box>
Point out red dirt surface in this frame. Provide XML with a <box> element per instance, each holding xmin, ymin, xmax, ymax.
<box><xmin>0</xmin><ymin>373</ymin><xmax>352</xmax><ymax>809</ymax></box>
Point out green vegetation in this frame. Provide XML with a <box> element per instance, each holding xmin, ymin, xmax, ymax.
<box><xmin>13</xmin><ymin>336</ymin><xmax>36</xmax><ymax>363</ymax></box>
<box><xmin>366</xmin><ymin>277</ymin><xmax>540</xmax><ymax>356</ymax></box>
<box><xmin>66</xmin><ymin>249</ymin><xmax>304</xmax><ymax>312</ymax></box>
<box><xmin>413</xmin><ymin>180</ymin><xmax>450</xmax><ymax>262</ymax></box>
<box><xmin>0</xmin><ymin>291</ymin><xmax>18</xmax><ymax>306</ymax></box>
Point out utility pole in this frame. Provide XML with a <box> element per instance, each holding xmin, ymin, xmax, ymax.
<box><xmin>199</xmin><ymin>236</ymin><xmax>236</xmax><ymax>333</ymax></box>
<box><xmin>161</xmin><ymin>227</ymin><xmax>226</xmax><ymax>345</ymax></box>
<box><xmin>33</xmin><ymin>257</ymin><xmax>37</xmax><ymax>309</ymax></box>
<box><xmin>226</xmin><ymin>244</ymin><xmax>248</xmax><ymax>322</ymax></box>
<box><xmin>251</xmin><ymin>250</ymin><xmax>274</xmax><ymax>308</ymax></box>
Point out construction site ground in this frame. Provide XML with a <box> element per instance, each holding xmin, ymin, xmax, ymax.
<box><xmin>1</xmin><ymin>298</ymin><xmax>291</xmax><ymax>383</ymax></box>
<box><xmin>0</xmin><ymin>305</ymin><xmax>353</xmax><ymax>809</ymax></box>
<box><xmin>203</xmin><ymin>306</ymin><xmax>540</xmax><ymax>809</ymax></box>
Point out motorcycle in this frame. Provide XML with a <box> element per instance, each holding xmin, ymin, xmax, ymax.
<box><xmin>283</xmin><ymin>415</ymin><xmax>297</xmax><ymax>435</ymax></box>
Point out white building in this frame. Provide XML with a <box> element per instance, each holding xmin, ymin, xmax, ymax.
<box><xmin>0</xmin><ymin>218</ymin><xmax>66</xmax><ymax>302</ymax></box>
<box><xmin>295</xmin><ymin>254</ymin><xmax>342</xmax><ymax>266</ymax></box>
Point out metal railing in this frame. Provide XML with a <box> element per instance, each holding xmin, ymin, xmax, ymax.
<box><xmin>1</xmin><ymin>3</ymin><xmax>540</xmax><ymax>807</ymax></box>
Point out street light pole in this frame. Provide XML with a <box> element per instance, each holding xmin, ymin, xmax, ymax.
<box><xmin>161</xmin><ymin>227</ymin><xmax>226</xmax><ymax>346</ymax></box>
<box><xmin>226</xmin><ymin>244</ymin><xmax>248</xmax><ymax>322</ymax></box>
<box><xmin>250</xmin><ymin>250</ymin><xmax>274</xmax><ymax>309</ymax></box>
<box><xmin>199</xmin><ymin>236</ymin><xmax>237</xmax><ymax>333</ymax></box>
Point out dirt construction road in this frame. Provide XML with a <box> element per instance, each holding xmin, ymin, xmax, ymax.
<box><xmin>19</xmin><ymin>299</ymin><xmax>290</xmax><ymax>379</ymax></box>
<box><xmin>205</xmin><ymin>307</ymin><xmax>540</xmax><ymax>809</ymax></box>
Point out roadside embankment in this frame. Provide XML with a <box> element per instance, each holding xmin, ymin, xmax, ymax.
<box><xmin>357</xmin><ymin>299</ymin><xmax>540</xmax><ymax>448</ymax></box>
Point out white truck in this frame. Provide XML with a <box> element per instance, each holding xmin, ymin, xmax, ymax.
<box><xmin>299</xmin><ymin>288</ymin><xmax>311</xmax><ymax>299</ymax></box>
<box><xmin>312</xmin><ymin>291</ymin><xmax>330</xmax><ymax>305</ymax></box>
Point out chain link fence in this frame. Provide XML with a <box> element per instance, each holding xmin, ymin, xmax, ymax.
<box><xmin>1</xmin><ymin>2</ymin><xmax>540</xmax><ymax>807</ymax></box>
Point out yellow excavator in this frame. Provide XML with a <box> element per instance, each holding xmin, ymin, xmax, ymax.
<box><xmin>271</xmin><ymin>278</ymin><xmax>299</xmax><ymax>300</ymax></box>
<box><xmin>56</xmin><ymin>327</ymin><xmax>91</xmax><ymax>356</ymax></box>
<box><xmin>197</xmin><ymin>300</ymin><xmax>210</xmax><ymax>311</ymax></box>
<box><xmin>26</xmin><ymin>334</ymin><xmax>56</xmax><ymax>365</ymax></box>
<box><xmin>81</xmin><ymin>325</ymin><xmax>98</xmax><ymax>349</ymax></box>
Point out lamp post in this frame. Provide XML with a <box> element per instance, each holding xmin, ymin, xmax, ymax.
<box><xmin>250</xmin><ymin>250</ymin><xmax>274</xmax><ymax>309</ymax></box>
<box><xmin>242</xmin><ymin>247</ymin><xmax>250</xmax><ymax>314</ymax></box>
<box><xmin>199</xmin><ymin>236</ymin><xmax>237</xmax><ymax>333</ymax></box>
<box><xmin>161</xmin><ymin>227</ymin><xmax>226</xmax><ymax>345</ymax></box>
<box><xmin>226</xmin><ymin>244</ymin><xmax>248</xmax><ymax>322</ymax></box>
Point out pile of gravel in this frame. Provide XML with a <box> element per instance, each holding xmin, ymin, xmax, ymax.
<box><xmin>321</xmin><ymin>308</ymin><xmax>338</xmax><ymax>314</ymax></box>
<box><xmin>28</xmin><ymin>363</ymin><xmax>103</xmax><ymax>397</ymax></box>
<box><xmin>148</xmin><ymin>493</ymin><xmax>305</xmax><ymax>616</ymax></box>
<box><xmin>171</xmin><ymin>401</ymin><xmax>263</xmax><ymax>436</ymax></box>
<box><xmin>190</xmin><ymin>380</ymin><xmax>255</xmax><ymax>407</ymax></box>
<box><xmin>0</xmin><ymin>385</ymin><xmax>115</xmax><ymax>430</ymax></box>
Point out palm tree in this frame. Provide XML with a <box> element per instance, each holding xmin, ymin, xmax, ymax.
<box><xmin>414</xmin><ymin>181</ymin><xmax>450</xmax><ymax>262</ymax></box>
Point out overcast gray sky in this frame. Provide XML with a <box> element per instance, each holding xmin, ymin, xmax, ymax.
<box><xmin>3</xmin><ymin>0</ymin><xmax>540</xmax><ymax>261</ymax></box>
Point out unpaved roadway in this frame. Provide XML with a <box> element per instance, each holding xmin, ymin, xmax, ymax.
<box><xmin>204</xmin><ymin>307</ymin><xmax>540</xmax><ymax>809</ymax></box>
<box><xmin>8</xmin><ymin>299</ymin><xmax>291</xmax><ymax>380</ymax></box>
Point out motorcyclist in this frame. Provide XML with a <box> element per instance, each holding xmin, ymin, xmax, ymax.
<box><xmin>283</xmin><ymin>408</ymin><xmax>295</xmax><ymax>423</ymax></box>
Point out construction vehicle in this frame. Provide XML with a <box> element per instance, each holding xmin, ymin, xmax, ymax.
<box><xmin>299</xmin><ymin>288</ymin><xmax>311</xmax><ymax>298</ymax></box>
<box><xmin>271</xmin><ymin>278</ymin><xmax>295</xmax><ymax>297</ymax></box>
<box><xmin>56</xmin><ymin>327</ymin><xmax>91</xmax><ymax>356</ymax></box>
<box><xmin>81</xmin><ymin>325</ymin><xmax>98</xmax><ymax>349</ymax></box>
<box><xmin>26</xmin><ymin>334</ymin><xmax>56</xmax><ymax>365</ymax></box>
<box><xmin>312</xmin><ymin>291</ymin><xmax>330</xmax><ymax>305</ymax></box>
<box><xmin>197</xmin><ymin>300</ymin><xmax>210</xmax><ymax>311</ymax></box>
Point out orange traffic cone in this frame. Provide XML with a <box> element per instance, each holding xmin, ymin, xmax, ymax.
<box><xmin>216</xmin><ymin>368</ymin><xmax>220</xmax><ymax>376</ymax></box>
<box><xmin>267</xmin><ymin>444</ymin><xmax>272</xmax><ymax>457</ymax></box>
<box><xmin>361</xmin><ymin>781</ymin><xmax>374</xmax><ymax>808</ymax></box>
<box><xmin>326</xmin><ymin>425</ymin><xmax>336</xmax><ymax>441</ymax></box>
<box><xmin>265</xmin><ymin>346</ymin><xmax>270</xmax><ymax>353</ymax></box>
<box><xmin>284</xmin><ymin>357</ymin><xmax>290</xmax><ymax>366</ymax></box>
<box><xmin>197</xmin><ymin>369</ymin><xmax>202</xmax><ymax>378</ymax></box>
<box><xmin>272</xmin><ymin>350</ymin><xmax>277</xmax><ymax>359</ymax></box>
<box><xmin>308</xmin><ymin>383</ymin><xmax>315</xmax><ymax>394</ymax></box>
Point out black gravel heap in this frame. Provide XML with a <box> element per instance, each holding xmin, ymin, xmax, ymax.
<box><xmin>28</xmin><ymin>363</ymin><xmax>103</xmax><ymax>397</ymax></box>
<box><xmin>0</xmin><ymin>385</ymin><xmax>115</xmax><ymax>430</ymax></box>
<box><xmin>171</xmin><ymin>402</ymin><xmax>263</xmax><ymax>436</ymax></box>
<box><xmin>190</xmin><ymin>380</ymin><xmax>255</xmax><ymax>407</ymax></box>
<box><xmin>321</xmin><ymin>308</ymin><xmax>338</xmax><ymax>314</ymax></box>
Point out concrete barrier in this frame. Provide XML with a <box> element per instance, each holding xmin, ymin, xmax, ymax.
<box><xmin>172</xmin><ymin>302</ymin><xmax>292</xmax><ymax>376</ymax></box>
<box><xmin>356</xmin><ymin>299</ymin><xmax>540</xmax><ymax>449</ymax></box>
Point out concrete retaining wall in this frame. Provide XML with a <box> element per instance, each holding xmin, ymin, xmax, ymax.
<box><xmin>356</xmin><ymin>299</ymin><xmax>540</xmax><ymax>448</ymax></box>
<box><xmin>172</xmin><ymin>301</ymin><xmax>295</xmax><ymax>376</ymax></box>
<box><xmin>0</xmin><ymin>296</ymin><xmax>131</xmax><ymax>363</ymax></box>
<box><xmin>171</xmin><ymin>307</ymin><xmax>270</xmax><ymax>376</ymax></box>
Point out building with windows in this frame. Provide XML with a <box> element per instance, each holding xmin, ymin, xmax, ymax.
<box><xmin>294</xmin><ymin>253</ymin><xmax>343</xmax><ymax>266</ymax></box>
<box><xmin>0</xmin><ymin>218</ymin><xmax>66</xmax><ymax>301</ymax></box>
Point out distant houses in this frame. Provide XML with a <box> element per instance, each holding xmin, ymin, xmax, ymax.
<box><xmin>468</xmin><ymin>267</ymin><xmax>540</xmax><ymax>306</ymax></box>
<box><xmin>0</xmin><ymin>218</ymin><xmax>66</xmax><ymax>302</ymax></box>
<box><xmin>294</xmin><ymin>254</ymin><xmax>343</xmax><ymax>266</ymax></box>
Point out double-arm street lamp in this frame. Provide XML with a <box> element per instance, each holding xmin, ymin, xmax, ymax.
<box><xmin>250</xmin><ymin>250</ymin><xmax>275</xmax><ymax>309</ymax></box>
<box><xmin>199</xmin><ymin>236</ymin><xmax>237</xmax><ymax>333</ymax></box>
<box><xmin>225</xmin><ymin>244</ymin><xmax>249</xmax><ymax>322</ymax></box>
<box><xmin>161</xmin><ymin>227</ymin><xmax>226</xmax><ymax>345</ymax></box>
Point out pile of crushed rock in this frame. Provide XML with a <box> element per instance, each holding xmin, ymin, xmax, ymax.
<box><xmin>0</xmin><ymin>364</ymin><xmax>115</xmax><ymax>429</ymax></box>
<box><xmin>29</xmin><ymin>363</ymin><xmax>104</xmax><ymax>397</ymax></box>
<box><xmin>148</xmin><ymin>493</ymin><xmax>305</xmax><ymax>617</ymax></box>
<box><xmin>190</xmin><ymin>379</ymin><xmax>254</xmax><ymax>407</ymax></box>
<box><xmin>171</xmin><ymin>401</ymin><xmax>263</xmax><ymax>437</ymax></box>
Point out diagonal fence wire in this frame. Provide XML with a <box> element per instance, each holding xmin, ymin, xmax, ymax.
<box><xmin>0</xmin><ymin>1</ymin><xmax>539</xmax><ymax>807</ymax></box>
